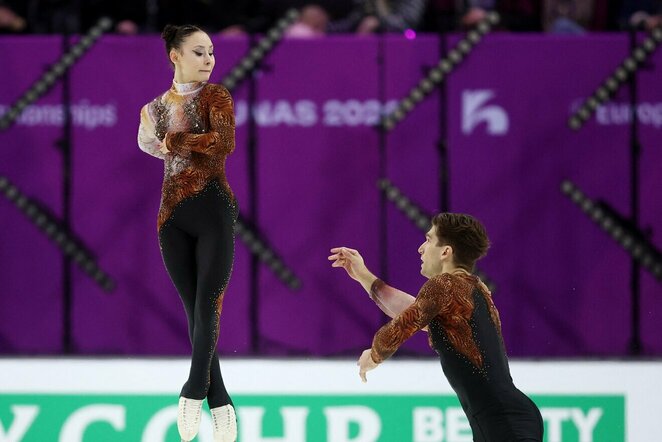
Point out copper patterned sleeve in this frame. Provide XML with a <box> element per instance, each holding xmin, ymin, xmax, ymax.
<box><xmin>369</xmin><ymin>279</ymin><xmax>417</xmax><ymax>318</ymax></box>
<box><xmin>208</xmin><ymin>85</ymin><xmax>235</xmax><ymax>155</ymax></box>
<box><xmin>370</xmin><ymin>274</ymin><xmax>453</xmax><ymax>364</ymax></box>
<box><xmin>167</xmin><ymin>85</ymin><xmax>235</xmax><ymax>156</ymax></box>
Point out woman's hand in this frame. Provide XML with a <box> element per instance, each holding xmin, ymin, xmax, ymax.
<box><xmin>159</xmin><ymin>134</ymin><xmax>170</xmax><ymax>154</ymax></box>
<box><xmin>328</xmin><ymin>247</ymin><xmax>368</xmax><ymax>282</ymax></box>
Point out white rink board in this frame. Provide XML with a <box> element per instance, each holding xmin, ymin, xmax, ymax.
<box><xmin>0</xmin><ymin>358</ymin><xmax>659</xmax><ymax>441</ymax></box>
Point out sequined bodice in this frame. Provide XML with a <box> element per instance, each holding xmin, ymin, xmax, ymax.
<box><xmin>138</xmin><ymin>81</ymin><xmax>236</xmax><ymax>230</ymax></box>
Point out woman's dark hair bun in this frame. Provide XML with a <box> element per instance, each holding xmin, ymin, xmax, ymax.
<box><xmin>161</xmin><ymin>24</ymin><xmax>203</xmax><ymax>59</ymax></box>
<box><xmin>161</xmin><ymin>24</ymin><xmax>178</xmax><ymax>45</ymax></box>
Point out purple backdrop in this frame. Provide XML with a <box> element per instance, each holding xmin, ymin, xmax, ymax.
<box><xmin>0</xmin><ymin>34</ymin><xmax>660</xmax><ymax>358</ymax></box>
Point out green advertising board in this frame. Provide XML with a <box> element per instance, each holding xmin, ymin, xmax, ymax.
<box><xmin>0</xmin><ymin>394</ymin><xmax>624</xmax><ymax>441</ymax></box>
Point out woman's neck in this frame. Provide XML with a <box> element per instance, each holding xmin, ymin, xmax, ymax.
<box><xmin>173</xmin><ymin>75</ymin><xmax>195</xmax><ymax>84</ymax></box>
<box><xmin>172</xmin><ymin>78</ymin><xmax>205</xmax><ymax>95</ymax></box>
<box><xmin>173</xmin><ymin>69</ymin><xmax>199</xmax><ymax>84</ymax></box>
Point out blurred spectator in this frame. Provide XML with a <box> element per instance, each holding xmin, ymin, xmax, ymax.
<box><xmin>1</xmin><ymin>0</ymin><xmax>144</xmax><ymax>34</ymax></box>
<box><xmin>423</xmin><ymin>0</ymin><xmax>542</xmax><ymax>32</ymax></box>
<box><xmin>155</xmin><ymin>0</ymin><xmax>268</xmax><ymax>35</ymax></box>
<box><xmin>80</xmin><ymin>0</ymin><xmax>146</xmax><ymax>35</ymax></box>
<box><xmin>264</xmin><ymin>0</ymin><xmax>352</xmax><ymax>36</ymax></box>
<box><xmin>543</xmin><ymin>0</ymin><xmax>614</xmax><ymax>33</ymax></box>
<box><xmin>619</xmin><ymin>0</ymin><xmax>662</xmax><ymax>30</ymax></box>
<box><xmin>544</xmin><ymin>0</ymin><xmax>593</xmax><ymax>33</ymax></box>
<box><xmin>1</xmin><ymin>0</ymin><xmax>271</xmax><ymax>36</ymax></box>
<box><xmin>23</xmin><ymin>0</ymin><xmax>81</xmax><ymax>34</ymax></box>
<box><xmin>325</xmin><ymin>0</ymin><xmax>428</xmax><ymax>34</ymax></box>
<box><xmin>286</xmin><ymin>4</ymin><xmax>329</xmax><ymax>37</ymax></box>
<box><xmin>0</xmin><ymin>0</ymin><xmax>26</xmax><ymax>33</ymax></box>
<box><xmin>263</xmin><ymin>0</ymin><xmax>353</xmax><ymax>27</ymax></box>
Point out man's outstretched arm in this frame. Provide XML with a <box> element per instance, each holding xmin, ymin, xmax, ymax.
<box><xmin>329</xmin><ymin>247</ymin><xmax>422</xmax><ymax>322</ymax></box>
<box><xmin>369</xmin><ymin>278</ymin><xmax>418</xmax><ymax>320</ymax></box>
<box><xmin>356</xmin><ymin>274</ymin><xmax>453</xmax><ymax>382</ymax></box>
<box><xmin>371</xmin><ymin>274</ymin><xmax>452</xmax><ymax>363</ymax></box>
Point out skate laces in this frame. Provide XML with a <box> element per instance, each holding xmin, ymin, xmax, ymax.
<box><xmin>211</xmin><ymin>404</ymin><xmax>237</xmax><ymax>437</ymax></box>
<box><xmin>178</xmin><ymin>397</ymin><xmax>203</xmax><ymax>434</ymax></box>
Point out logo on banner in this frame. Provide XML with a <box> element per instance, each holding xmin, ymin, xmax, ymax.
<box><xmin>462</xmin><ymin>90</ymin><xmax>509</xmax><ymax>135</ymax></box>
<box><xmin>0</xmin><ymin>102</ymin><xmax>117</xmax><ymax>129</ymax></box>
<box><xmin>0</xmin><ymin>394</ymin><xmax>624</xmax><ymax>441</ymax></box>
<box><xmin>570</xmin><ymin>99</ymin><xmax>662</xmax><ymax>128</ymax></box>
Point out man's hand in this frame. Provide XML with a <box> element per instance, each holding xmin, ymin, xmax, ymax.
<box><xmin>328</xmin><ymin>247</ymin><xmax>368</xmax><ymax>282</ymax></box>
<box><xmin>357</xmin><ymin>348</ymin><xmax>379</xmax><ymax>383</ymax></box>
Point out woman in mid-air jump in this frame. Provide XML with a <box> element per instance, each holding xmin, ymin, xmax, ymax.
<box><xmin>138</xmin><ymin>24</ymin><xmax>238</xmax><ymax>442</ymax></box>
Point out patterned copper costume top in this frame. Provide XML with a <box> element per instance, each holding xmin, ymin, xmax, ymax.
<box><xmin>371</xmin><ymin>273</ymin><xmax>518</xmax><ymax>415</ymax></box>
<box><xmin>138</xmin><ymin>81</ymin><xmax>235</xmax><ymax>230</ymax></box>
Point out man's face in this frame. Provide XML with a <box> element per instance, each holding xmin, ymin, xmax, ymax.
<box><xmin>418</xmin><ymin>227</ymin><xmax>445</xmax><ymax>278</ymax></box>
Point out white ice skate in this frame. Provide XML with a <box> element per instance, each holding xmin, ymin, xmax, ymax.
<box><xmin>211</xmin><ymin>404</ymin><xmax>237</xmax><ymax>442</ymax></box>
<box><xmin>177</xmin><ymin>396</ymin><xmax>203</xmax><ymax>441</ymax></box>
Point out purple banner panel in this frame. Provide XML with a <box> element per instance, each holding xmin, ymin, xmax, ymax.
<box><xmin>0</xmin><ymin>34</ymin><xmax>660</xmax><ymax>358</ymax></box>
<box><xmin>446</xmin><ymin>34</ymin><xmax>662</xmax><ymax>356</ymax></box>
<box><xmin>255</xmin><ymin>38</ymin><xmax>384</xmax><ymax>355</ymax></box>
<box><xmin>0</xmin><ymin>36</ymin><xmax>67</xmax><ymax>354</ymax></box>
<box><xmin>384</xmin><ymin>36</ymin><xmax>443</xmax><ymax>355</ymax></box>
<box><xmin>636</xmin><ymin>36</ymin><xmax>662</xmax><ymax>354</ymax></box>
<box><xmin>447</xmin><ymin>35</ymin><xmax>633</xmax><ymax>357</ymax></box>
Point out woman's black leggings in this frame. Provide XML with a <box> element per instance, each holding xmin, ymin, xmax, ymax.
<box><xmin>158</xmin><ymin>180</ymin><xmax>238</xmax><ymax>408</ymax></box>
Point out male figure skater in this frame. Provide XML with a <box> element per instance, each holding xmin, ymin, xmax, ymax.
<box><xmin>329</xmin><ymin>213</ymin><xmax>544</xmax><ymax>441</ymax></box>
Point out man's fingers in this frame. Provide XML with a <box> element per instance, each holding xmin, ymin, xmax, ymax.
<box><xmin>329</xmin><ymin>253</ymin><xmax>354</xmax><ymax>264</ymax></box>
<box><xmin>330</xmin><ymin>247</ymin><xmax>359</xmax><ymax>255</ymax></box>
<box><xmin>359</xmin><ymin>370</ymin><xmax>367</xmax><ymax>383</ymax></box>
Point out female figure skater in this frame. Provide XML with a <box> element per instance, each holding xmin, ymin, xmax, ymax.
<box><xmin>137</xmin><ymin>24</ymin><xmax>238</xmax><ymax>442</ymax></box>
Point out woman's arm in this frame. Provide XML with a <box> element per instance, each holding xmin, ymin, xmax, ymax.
<box><xmin>165</xmin><ymin>85</ymin><xmax>235</xmax><ymax>156</ymax></box>
<box><xmin>137</xmin><ymin>104</ymin><xmax>166</xmax><ymax>159</ymax></box>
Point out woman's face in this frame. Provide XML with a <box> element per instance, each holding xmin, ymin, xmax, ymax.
<box><xmin>171</xmin><ymin>31</ymin><xmax>215</xmax><ymax>83</ymax></box>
